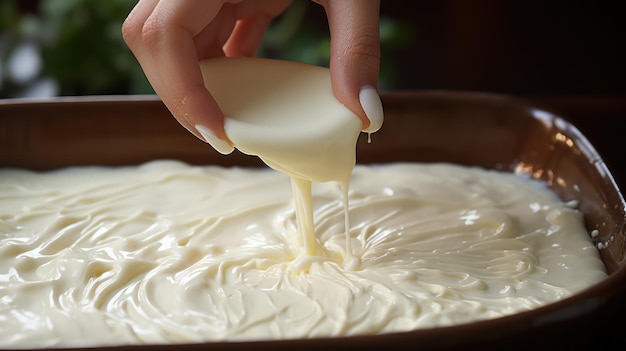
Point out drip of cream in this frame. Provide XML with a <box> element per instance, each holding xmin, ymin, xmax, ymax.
<box><xmin>199</xmin><ymin>57</ymin><xmax>362</xmax><ymax>267</ymax></box>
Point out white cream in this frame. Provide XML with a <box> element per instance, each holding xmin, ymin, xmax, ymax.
<box><xmin>199</xmin><ymin>57</ymin><xmax>363</xmax><ymax>261</ymax></box>
<box><xmin>0</xmin><ymin>161</ymin><xmax>608</xmax><ymax>347</ymax></box>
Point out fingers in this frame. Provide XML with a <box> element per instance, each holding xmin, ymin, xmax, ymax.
<box><xmin>122</xmin><ymin>0</ymin><xmax>166</xmax><ymax>99</ymax></box>
<box><xmin>122</xmin><ymin>0</ymin><xmax>293</xmax><ymax>154</ymax></box>
<box><xmin>316</xmin><ymin>0</ymin><xmax>383</xmax><ymax>133</ymax></box>
<box><xmin>123</xmin><ymin>0</ymin><xmax>233</xmax><ymax>153</ymax></box>
<box><xmin>122</xmin><ymin>0</ymin><xmax>381</xmax><ymax>157</ymax></box>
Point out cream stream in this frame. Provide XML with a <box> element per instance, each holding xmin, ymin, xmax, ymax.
<box><xmin>199</xmin><ymin>57</ymin><xmax>362</xmax><ymax>263</ymax></box>
<box><xmin>0</xmin><ymin>161</ymin><xmax>608</xmax><ymax>347</ymax></box>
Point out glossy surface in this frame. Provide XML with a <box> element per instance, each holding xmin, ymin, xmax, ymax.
<box><xmin>0</xmin><ymin>91</ymin><xmax>624</xmax><ymax>350</ymax></box>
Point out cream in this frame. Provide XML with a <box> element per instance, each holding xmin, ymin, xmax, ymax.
<box><xmin>199</xmin><ymin>57</ymin><xmax>363</xmax><ymax>261</ymax></box>
<box><xmin>0</xmin><ymin>160</ymin><xmax>608</xmax><ymax>347</ymax></box>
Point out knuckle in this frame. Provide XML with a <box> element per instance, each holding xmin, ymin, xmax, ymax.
<box><xmin>344</xmin><ymin>33</ymin><xmax>381</xmax><ymax>61</ymax></box>
<box><xmin>139</xmin><ymin>16</ymin><xmax>166</xmax><ymax>47</ymax></box>
<box><xmin>121</xmin><ymin>11</ymin><xmax>167</xmax><ymax>49</ymax></box>
<box><xmin>121</xmin><ymin>12</ymin><xmax>146</xmax><ymax>46</ymax></box>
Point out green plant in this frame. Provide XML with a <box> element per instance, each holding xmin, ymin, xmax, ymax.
<box><xmin>38</xmin><ymin>0</ymin><xmax>151</xmax><ymax>96</ymax></box>
<box><xmin>1</xmin><ymin>0</ymin><xmax>413</xmax><ymax>98</ymax></box>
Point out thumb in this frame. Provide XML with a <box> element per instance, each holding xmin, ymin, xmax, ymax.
<box><xmin>318</xmin><ymin>0</ymin><xmax>383</xmax><ymax>133</ymax></box>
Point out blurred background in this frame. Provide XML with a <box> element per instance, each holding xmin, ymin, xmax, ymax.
<box><xmin>1</xmin><ymin>0</ymin><xmax>626</xmax><ymax>183</ymax></box>
<box><xmin>1</xmin><ymin>0</ymin><xmax>624</xmax><ymax>99</ymax></box>
<box><xmin>1</xmin><ymin>0</ymin><xmax>399</xmax><ymax>98</ymax></box>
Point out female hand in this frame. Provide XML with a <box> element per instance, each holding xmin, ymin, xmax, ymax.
<box><xmin>122</xmin><ymin>0</ymin><xmax>383</xmax><ymax>154</ymax></box>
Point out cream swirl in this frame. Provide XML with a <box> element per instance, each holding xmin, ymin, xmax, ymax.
<box><xmin>0</xmin><ymin>161</ymin><xmax>607</xmax><ymax>347</ymax></box>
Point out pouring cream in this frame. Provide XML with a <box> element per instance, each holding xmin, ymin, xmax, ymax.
<box><xmin>198</xmin><ymin>57</ymin><xmax>363</xmax><ymax>266</ymax></box>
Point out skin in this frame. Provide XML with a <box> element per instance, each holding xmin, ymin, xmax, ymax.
<box><xmin>122</xmin><ymin>0</ymin><xmax>380</xmax><ymax>145</ymax></box>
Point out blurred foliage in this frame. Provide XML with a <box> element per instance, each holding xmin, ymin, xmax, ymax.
<box><xmin>0</xmin><ymin>0</ymin><xmax>413</xmax><ymax>98</ymax></box>
<box><xmin>0</xmin><ymin>0</ymin><xmax>149</xmax><ymax>97</ymax></box>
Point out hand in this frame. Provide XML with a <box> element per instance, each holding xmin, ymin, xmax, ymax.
<box><xmin>122</xmin><ymin>0</ymin><xmax>383</xmax><ymax>154</ymax></box>
<box><xmin>316</xmin><ymin>0</ymin><xmax>383</xmax><ymax>135</ymax></box>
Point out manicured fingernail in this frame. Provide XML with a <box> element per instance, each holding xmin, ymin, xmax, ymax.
<box><xmin>194</xmin><ymin>124</ymin><xmax>234</xmax><ymax>155</ymax></box>
<box><xmin>359</xmin><ymin>86</ymin><xmax>384</xmax><ymax>133</ymax></box>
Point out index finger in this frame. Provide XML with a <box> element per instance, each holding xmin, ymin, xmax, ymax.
<box><xmin>134</xmin><ymin>0</ymin><xmax>230</xmax><ymax>142</ymax></box>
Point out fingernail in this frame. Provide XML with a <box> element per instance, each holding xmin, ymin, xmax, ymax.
<box><xmin>194</xmin><ymin>124</ymin><xmax>234</xmax><ymax>155</ymax></box>
<box><xmin>359</xmin><ymin>86</ymin><xmax>384</xmax><ymax>133</ymax></box>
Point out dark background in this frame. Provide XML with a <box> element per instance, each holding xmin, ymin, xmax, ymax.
<box><xmin>4</xmin><ymin>0</ymin><xmax>625</xmax><ymax>97</ymax></box>
<box><xmin>381</xmin><ymin>1</ymin><xmax>626</xmax><ymax>96</ymax></box>
<box><xmin>293</xmin><ymin>0</ymin><xmax>626</xmax><ymax>97</ymax></box>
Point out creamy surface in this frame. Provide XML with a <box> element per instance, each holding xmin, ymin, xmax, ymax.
<box><xmin>0</xmin><ymin>160</ymin><xmax>608</xmax><ymax>347</ymax></box>
<box><xmin>200</xmin><ymin>57</ymin><xmax>363</xmax><ymax>259</ymax></box>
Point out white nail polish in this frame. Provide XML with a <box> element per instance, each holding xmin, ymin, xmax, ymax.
<box><xmin>359</xmin><ymin>86</ymin><xmax>384</xmax><ymax>133</ymax></box>
<box><xmin>195</xmin><ymin>125</ymin><xmax>234</xmax><ymax>155</ymax></box>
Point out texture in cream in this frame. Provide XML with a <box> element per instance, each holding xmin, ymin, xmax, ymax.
<box><xmin>200</xmin><ymin>57</ymin><xmax>363</xmax><ymax>260</ymax></box>
<box><xmin>0</xmin><ymin>160</ymin><xmax>608</xmax><ymax>347</ymax></box>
